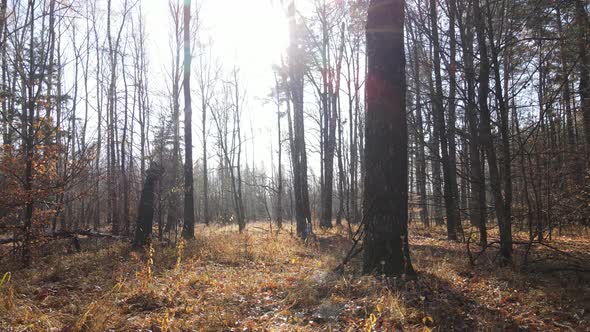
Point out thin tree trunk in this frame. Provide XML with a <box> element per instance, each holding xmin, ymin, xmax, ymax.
<box><xmin>429</xmin><ymin>0</ymin><xmax>459</xmax><ymax>241</ymax></box>
<box><xmin>182</xmin><ymin>0</ymin><xmax>195</xmax><ymax>239</ymax></box>
<box><xmin>456</xmin><ymin>0</ymin><xmax>486</xmax><ymax>246</ymax></box>
<box><xmin>474</xmin><ymin>0</ymin><xmax>511</xmax><ymax>262</ymax></box>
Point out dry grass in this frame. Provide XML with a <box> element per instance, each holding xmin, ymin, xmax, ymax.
<box><xmin>0</xmin><ymin>222</ymin><xmax>589</xmax><ymax>331</ymax></box>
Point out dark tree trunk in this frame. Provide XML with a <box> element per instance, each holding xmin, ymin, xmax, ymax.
<box><xmin>363</xmin><ymin>0</ymin><xmax>414</xmax><ymax>276</ymax></box>
<box><xmin>288</xmin><ymin>1</ymin><xmax>312</xmax><ymax>239</ymax></box>
<box><xmin>484</xmin><ymin>0</ymin><xmax>512</xmax><ymax>256</ymax></box>
<box><xmin>408</xmin><ymin>21</ymin><xmax>429</xmax><ymax>227</ymax></box>
<box><xmin>182</xmin><ymin>0</ymin><xmax>195</xmax><ymax>239</ymax></box>
<box><xmin>474</xmin><ymin>0</ymin><xmax>511</xmax><ymax>262</ymax></box>
<box><xmin>275</xmin><ymin>74</ymin><xmax>283</xmax><ymax>229</ymax></box>
<box><xmin>107</xmin><ymin>0</ymin><xmax>119</xmax><ymax>235</ymax></box>
<box><xmin>456</xmin><ymin>0</ymin><xmax>486</xmax><ymax>246</ymax></box>
<box><xmin>166</xmin><ymin>3</ymin><xmax>182</xmax><ymax>234</ymax></box>
<box><xmin>133</xmin><ymin>164</ymin><xmax>163</xmax><ymax>247</ymax></box>
<box><xmin>202</xmin><ymin>96</ymin><xmax>209</xmax><ymax>226</ymax></box>
<box><xmin>556</xmin><ymin>5</ymin><xmax>582</xmax><ymax>184</ymax></box>
<box><xmin>447</xmin><ymin>0</ymin><xmax>463</xmax><ymax>240</ymax></box>
<box><xmin>575</xmin><ymin>0</ymin><xmax>590</xmax><ymax>160</ymax></box>
<box><xmin>429</xmin><ymin>0</ymin><xmax>459</xmax><ymax>241</ymax></box>
<box><xmin>427</xmin><ymin>55</ymin><xmax>444</xmax><ymax>227</ymax></box>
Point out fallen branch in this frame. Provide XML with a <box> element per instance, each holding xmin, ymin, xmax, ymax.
<box><xmin>72</xmin><ymin>230</ymin><xmax>127</xmax><ymax>239</ymax></box>
<box><xmin>334</xmin><ymin>215</ymin><xmax>366</xmax><ymax>274</ymax></box>
<box><xmin>0</xmin><ymin>238</ymin><xmax>17</xmax><ymax>245</ymax></box>
<box><xmin>552</xmin><ymin>320</ymin><xmax>577</xmax><ymax>332</ymax></box>
<box><xmin>0</xmin><ymin>230</ymin><xmax>125</xmax><ymax>246</ymax></box>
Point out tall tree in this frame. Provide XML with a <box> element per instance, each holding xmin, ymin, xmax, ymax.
<box><xmin>474</xmin><ymin>0</ymin><xmax>511</xmax><ymax>262</ymax></box>
<box><xmin>288</xmin><ymin>1</ymin><xmax>312</xmax><ymax>238</ymax></box>
<box><xmin>182</xmin><ymin>0</ymin><xmax>195</xmax><ymax>239</ymax></box>
<box><xmin>363</xmin><ymin>0</ymin><xmax>414</xmax><ymax>276</ymax></box>
<box><xmin>407</xmin><ymin>13</ymin><xmax>429</xmax><ymax>227</ymax></box>
<box><xmin>274</xmin><ymin>72</ymin><xmax>284</xmax><ymax>229</ymax></box>
<box><xmin>165</xmin><ymin>0</ymin><xmax>182</xmax><ymax>234</ymax></box>
<box><xmin>456</xmin><ymin>0</ymin><xmax>486</xmax><ymax>246</ymax></box>
<box><xmin>575</xmin><ymin>0</ymin><xmax>590</xmax><ymax>158</ymax></box>
<box><xmin>428</xmin><ymin>0</ymin><xmax>460</xmax><ymax>241</ymax></box>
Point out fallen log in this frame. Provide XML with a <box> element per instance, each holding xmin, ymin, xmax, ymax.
<box><xmin>0</xmin><ymin>230</ymin><xmax>126</xmax><ymax>246</ymax></box>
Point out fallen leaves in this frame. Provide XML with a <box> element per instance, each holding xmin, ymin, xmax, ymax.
<box><xmin>0</xmin><ymin>223</ymin><xmax>589</xmax><ymax>331</ymax></box>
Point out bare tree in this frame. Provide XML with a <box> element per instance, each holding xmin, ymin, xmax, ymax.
<box><xmin>182</xmin><ymin>0</ymin><xmax>195</xmax><ymax>239</ymax></box>
<box><xmin>363</xmin><ymin>0</ymin><xmax>414</xmax><ymax>276</ymax></box>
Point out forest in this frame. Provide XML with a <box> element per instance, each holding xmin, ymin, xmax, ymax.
<box><xmin>0</xmin><ymin>0</ymin><xmax>589</xmax><ymax>330</ymax></box>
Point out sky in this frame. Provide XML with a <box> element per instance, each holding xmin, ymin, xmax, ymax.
<box><xmin>142</xmin><ymin>0</ymin><xmax>292</xmax><ymax>173</ymax></box>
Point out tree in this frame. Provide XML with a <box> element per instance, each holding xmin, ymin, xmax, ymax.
<box><xmin>211</xmin><ymin>68</ymin><xmax>246</xmax><ymax>232</ymax></box>
<box><xmin>287</xmin><ymin>1</ymin><xmax>312</xmax><ymax>238</ymax></box>
<box><xmin>428</xmin><ymin>0</ymin><xmax>460</xmax><ymax>241</ymax></box>
<box><xmin>575</xmin><ymin>0</ymin><xmax>590</xmax><ymax>158</ymax></box>
<box><xmin>274</xmin><ymin>72</ymin><xmax>284</xmax><ymax>229</ymax></box>
<box><xmin>455</xmin><ymin>0</ymin><xmax>487</xmax><ymax>246</ymax></box>
<box><xmin>473</xmin><ymin>0</ymin><xmax>511</xmax><ymax>262</ymax></box>
<box><xmin>133</xmin><ymin>163</ymin><xmax>163</xmax><ymax>247</ymax></box>
<box><xmin>363</xmin><ymin>0</ymin><xmax>414</xmax><ymax>276</ymax></box>
<box><xmin>182</xmin><ymin>0</ymin><xmax>195</xmax><ymax>239</ymax></box>
<box><xmin>165</xmin><ymin>0</ymin><xmax>182</xmax><ymax>235</ymax></box>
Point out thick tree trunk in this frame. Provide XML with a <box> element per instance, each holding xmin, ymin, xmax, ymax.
<box><xmin>133</xmin><ymin>164</ymin><xmax>163</xmax><ymax>247</ymax></box>
<box><xmin>363</xmin><ymin>0</ymin><xmax>414</xmax><ymax>276</ymax></box>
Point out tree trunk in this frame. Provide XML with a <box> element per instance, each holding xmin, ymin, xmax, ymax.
<box><xmin>166</xmin><ymin>2</ymin><xmax>182</xmax><ymax>234</ymax></box>
<box><xmin>408</xmin><ymin>22</ymin><xmax>429</xmax><ymax>227</ymax></box>
<box><xmin>363</xmin><ymin>0</ymin><xmax>414</xmax><ymax>276</ymax></box>
<box><xmin>288</xmin><ymin>1</ymin><xmax>312</xmax><ymax>238</ymax></box>
<box><xmin>575</xmin><ymin>0</ymin><xmax>590</xmax><ymax>161</ymax></box>
<box><xmin>182</xmin><ymin>0</ymin><xmax>195</xmax><ymax>239</ymax></box>
<box><xmin>456</xmin><ymin>0</ymin><xmax>486</xmax><ymax>246</ymax></box>
<box><xmin>275</xmin><ymin>74</ymin><xmax>283</xmax><ymax>229</ymax></box>
<box><xmin>474</xmin><ymin>0</ymin><xmax>511</xmax><ymax>262</ymax></box>
<box><xmin>429</xmin><ymin>0</ymin><xmax>459</xmax><ymax>241</ymax></box>
<box><xmin>133</xmin><ymin>164</ymin><xmax>163</xmax><ymax>247</ymax></box>
<box><xmin>484</xmin><ymin>0</ymin><xmax>512</xmax><ymax>256</ymax></box>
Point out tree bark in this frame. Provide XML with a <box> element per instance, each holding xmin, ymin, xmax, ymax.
<box><xmin>575</xmin><ymin>0</ymin><xmax>590</xmax><ymax>161</ymax></box>
<box><xmin>133</xmin><ymin>164</ymin><xmax>163</xmax><ymax>247</ymax></box>
<box><xmin>182</xmin><ymin>0</ymin><xmax>195</xmax><ymax>239</ymax></box>
<box><xmin>288</xmin><ymin>1</ymin><xmax>312</xmax><ymax>238</ymax></box>
<box><xmin>363</xmin><ymin>0</ymin><xmax>414</xmax><ymax>276</ymax></box>
<box><xmin>474</xmin><ymin>0</ymin><xmax>511</xmax><ymax>262</ymax></box>
<box><xmin>456</xmin><ymin>0</ymin><xmax>486</xmax><ymax>246</ymax></box>
<box><xmin>429</xmin><ymin>0</ymin><xmax>459</xmax><ymax>241</ymax></box>
<box><xmin>408</xmin><ymin>21</ymin><xmax>429</xmax><ymax>227</ymax></box>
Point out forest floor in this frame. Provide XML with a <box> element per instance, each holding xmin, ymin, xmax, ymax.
<box><xmin>1</xmin><ymin>222</ymin><xmax>589</xmax><ymax>331</ymax></box>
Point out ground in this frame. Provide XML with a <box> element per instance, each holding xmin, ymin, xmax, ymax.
<box><xmin>0</xmin><ymin>222</ymin><xmax>589</xmax><ymax>331</ymax></box>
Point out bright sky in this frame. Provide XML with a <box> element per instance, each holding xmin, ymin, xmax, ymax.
<box><xmin>143</xmin><ymin>0</ymin><xmax>292</xmax><ymax>172</ymax></box>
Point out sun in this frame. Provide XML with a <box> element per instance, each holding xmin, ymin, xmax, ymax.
<box><xmin>211</xmin><ymin>0</ymin><xmax>290</xmax><ymax>66</ymax></box>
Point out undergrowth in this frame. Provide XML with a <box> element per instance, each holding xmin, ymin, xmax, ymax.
<box><xmin>0</xmin><ymin>223</ymin><xmax>588</xmax><ymax>331</ymax></box>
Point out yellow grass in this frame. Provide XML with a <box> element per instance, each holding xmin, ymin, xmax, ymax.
<box><xmin>0</xmin><ymin>222</ymin><xmax>588</xmax><ymax>331</ymax></box>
